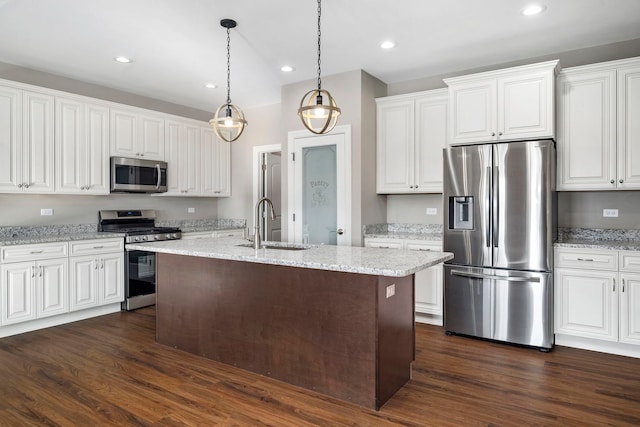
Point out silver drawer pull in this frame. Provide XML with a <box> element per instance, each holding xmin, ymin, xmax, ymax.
<box><xmin>417</xmin><ymin>248</ymin><xmax>432</xmax><ymax>251</ymax></box>
<box><xmin>576</xmin><ymin>258</ymin><xmax>594</xmax><ymax>262</ymax></box>
<box><xmin>93</xmin><ymin>246</ymin><xmax>104</xmax><ymax>249</ymax></box>
<box><xmin>30</xmin><ymin>250</ymin><xmax>44</xmax><ymax>254</ymax></box>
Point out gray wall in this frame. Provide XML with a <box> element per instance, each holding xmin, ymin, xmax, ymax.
<box><xmin>558</xmin><ymin>192</ymin><xmax>640</xmax><ymax>229</ymax></box>
<box><xmin>0</xmin><ymin>194</ymin><xmax>218</xmax><ymax>226</ymax></box>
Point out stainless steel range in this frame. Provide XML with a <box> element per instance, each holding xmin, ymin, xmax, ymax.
<box><xmin>99</xmin><ymin>210</ymin><xmax>181</xmax><ymax>310</ymax></box>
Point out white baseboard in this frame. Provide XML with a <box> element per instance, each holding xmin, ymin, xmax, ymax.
<box><xmin>416</xmin><ymin>312</ymin><xmax>443</xmax><ymax>326</ymax></box>
<box><xmin>555</xmin><ymin>334</ymin><xmax>640</xmax><ymax>358</ymax></box>
<box><xmin>0</xmin><ymin>304</ymin><xmax>122</xmax><ymax>338</ymax></box>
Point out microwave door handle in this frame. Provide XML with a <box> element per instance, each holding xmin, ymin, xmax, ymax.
<box><xmin>155</xmin><ymin>164</ymin><xmax>161</xmax><ymax>189</ymax></box>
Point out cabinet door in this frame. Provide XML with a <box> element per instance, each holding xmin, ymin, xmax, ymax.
<box><xmin>139</xmin><ymin>114</ymin><xmax>164</xmax><ymax>160</ymax></box>
<box><xmin>100</xmin><ymin>253</ymin><xmax>124</xmax><ymax>305</ymax></box>
<box><xmin>620</xmin><ymin>273</ymin><xmax>640</xmax><ymax>345</ymax></box>
<box><xmin>405</xmin><ymin>241</ymin><xmax>443</xmax><ymax>316</ymax></box>
<box><xmin>617</xmin><ymin>64</ymin><xmax>640</xmax><ymax>189</ymax></box>
<box><xmin>498</xmin><ymin>70</ymin><xmax>554</xmax><ymax>141</ymax></box>
<box><xmin>448</xmin><ymin>79</ymin><xmax>496</xmax><ymax>145</ymax></box>
<box><xmin>1</xmin><ymin>261</ymin><xmax>35</xmax><ymax>325</ymax></box>
<box><xmin>164</xmin><ymin>120</ymin><xmax>183</xmax><ymax>195</ymax></box>
<box><xmin>183</xmin><ymin>124</ymin><xmax>201</xmax><ymax>195</ymax></box>
<box><xmin>85</xmin><ymin>104</ymin><xmax>110</xmax><ymax>194</ymax></box>
<box><xmin>376</xmin><ymin>99</ymin><xmax>414</xmax><ymax>193</ymax></box>
<box><xmin>55</xmin><ymin>97</ymin><xmax>85</xmax><ymax>193</ymax></box>
<box><xmin>110</xmin><ymin>109</ymin><xmax>137</xmax><ymax>157</ymax></box>
<box><xmin>555</xmin><ymin>268</ymin><xmax>618</xmax><ymax>341</ymax></box>
<box><xmin>556</xmin><ymin>69</ymin><xmax>617</xmax><ymax>190</ymax></box>
<box><xmin>37</xmin><ymin>258</ymin><xmax>68</xmax><ymax>318</ymax></box>
<box><xmin>23</xmin><ymin>91</ymin><xmax>54</xmax><ymax>193</ymax></box>
<box><xmin>0</xmin><ymin>85</ymin><xmax>23</xmax><ymax>192</ymax></box>
<box><xmin>69</xmin><ymin>256</ymin><xmax>99</xmax><ymax>311</ymax></box>
<box><xmin>415</xmin><ymin>93</ymin><xmax>447</xmax><ymax>193</ymax></box>
<box><xmin>201</xmin><ymin>128</ymin><xmax>231</xmax><ymax>196</ymax></box>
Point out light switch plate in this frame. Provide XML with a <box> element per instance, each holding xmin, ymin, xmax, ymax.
<box><xmin>386</xmin><ymin>284</ymin><xmax>395</xmax><ymax>298</ymax></box>
<box><xmin>603</xmin><ymin>209</ymin><xmax>619</xmax><ymax>217</ymax></box>
<box><xmin>426</xmin><ymin>208</ymin><xmax>438</xmax><ymax>215</ymax></box>
<box><xmin>40</xmin><ymin>208</ymin><xmax>53</xmax><ymax>216</ymax></box>
<box><xmin>187</xmin><ymin>207</ymin><xmax>195</xmax><ymax>213</ymax></box>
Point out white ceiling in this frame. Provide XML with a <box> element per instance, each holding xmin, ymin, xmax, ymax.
<box><xmin>1</xmin><ymin>0</ymin><xmax>639</xmax><ymax>112</ymax></box>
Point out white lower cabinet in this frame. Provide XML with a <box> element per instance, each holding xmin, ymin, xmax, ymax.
<box><xmin>555</xmin><ymin>247</ymin><xmax>640</xmax><ymax>356</ymax></box>
<box><xmin>364</xmin><ymin>237</ymin><xmax>443</xmax><ymax>325</ymax></box>
<box><xmin>1</xmin><ymin>257</ymin><xmax>68</xmax><ymax>325</ymax></box>
<box><xmin>181</xmin><ymin>229</ymin><xmax>245</xmax><ymax>240</ymax></box>
<box><xmin>0</xmin><ymin>238</ymin><xmax>123</xmax><ymax>337</ymax></box>
<box><xmin>69</xmin><ymin>239</ymin><xmax>124</xmax><ymax>311</ymax></box>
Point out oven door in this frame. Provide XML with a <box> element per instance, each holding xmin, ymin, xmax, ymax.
<box><xmin>126</xmin><ymin>249</ymin><xmax>156</xmax><ymax>299</ymax></box>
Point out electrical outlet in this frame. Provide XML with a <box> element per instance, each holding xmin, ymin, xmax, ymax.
<box><xmin>426</xmin><ymin>207</ymin><xmax>438</xmax><ymax>215</ymax></box>
<box><xmin>187</xmin><ymin>207</ymin><xmax>195</xmax><ymax>213</ymax></box>
<box><xmin>40</xmin><ymin>208</ymin><xmax>53</xmax><ymax>216</ymax></box>
<box><xmin>386</xmin><ymin>284</ymin><xmax>396</xmax><ymax>298</ymax></box>
<box><xmin>603</xmin><ymin>209</ymin><xmax>619</xmax><ymax>218</ymax></box>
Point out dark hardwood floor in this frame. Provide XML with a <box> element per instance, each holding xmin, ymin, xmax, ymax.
<box><xmin>1</xmin><ymin>307</ymin><xmax>639</xmax><ymax>426</ymax></box>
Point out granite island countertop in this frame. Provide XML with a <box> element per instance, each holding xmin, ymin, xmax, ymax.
<box><xmin>127</xmin><ymin>237</ymin><xmax>453</xmax><ymax>277</ymax></box>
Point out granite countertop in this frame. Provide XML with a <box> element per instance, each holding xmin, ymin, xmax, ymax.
<box><xmin>179</xmin><ymin>225</ymin><xmax>245</xmax><ymax>233</ymax></box>
<box><xmin>364</xmin><ymin>231</ymin><xmax>443</xmax><ymax>241</ymax></box>
<box><xmin>127</xmin><ymin>237</ymin><xmax>453</xmax><ymax>277</ymax></box>
<box><xmin>555</xmin><ymin>228</ymin><xmax>640</xmax><ymax>252</ymax></box>
<box><xmin>0</xmin><ymin>232</ymin><xmax>126</xmax><ymax>246</ymax></box>
<box><xmin>363</xmin><ymin>223</ymin><xmax>443</xmax><ymax>242</ymax></box>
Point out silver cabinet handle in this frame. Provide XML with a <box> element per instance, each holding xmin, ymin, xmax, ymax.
<box><xmin>39</xmin><ymin>266</ymin><xmax>43</xmax><ymax>277</ymax></box>
<box><xmin>18</xmin><ymin>183</ymin><xmax>23</xmax><ymax>188</ymax></box>
<box><xmin>101</xmin><ymin>260</ymin><xmax>104</xmax><ymax>269</ymax></box>
<box><xmin>491</xmin><ymin>132</ymin><xmax>496</xmax><ymax>136</ymax></box>
<box><xmin>30</xmin><ymin>250</ymin><xmax>44</xmax><ymax>254</ymax></box>
<box><xmin>622</xmin><ymin>278</ymin><xmax>626</xmax><ymax>293</ymax></box>
<box><xmin>93</xmin><ymin>246</ymin><xmax>104</xmax><ymax>249</ymax></box>
<box><xmin>95</xmin><ymin>259</ymin><xmax>98</xmax><ymax>270</ymax></box>
<box><xmin>409</xmin><ymin>185</ymin><xmax>414</xmax><ymax>189</ymax></box>
<box><xmin>613</xmin><ymin>278</ymin><xmax>616</xmax><ymax>292</ymax></box>
<box><xmin>24</xmin><ymin>183</ymin><xmax>30</xmax><ymax>188</ymax></box>
<box><xmin>498</xmin><ymin>132</ymin><xmax>503</xmax><ymax>136</ymax></box>
<box><xmin>417</xmin><ymin>248</ymin><xmax>431</xmax><ymax>251</ymax></box>
<box><xmin>32</xmin><ymin>266</ymin><xmax>36</xmax><ymax>278</ymax></box>
<box><xmin>140</xmin><ymin>153</ymin><xmax>145</xmax><ymax>157</ymax></box>
<box><xmin>619</xmin><ymin>179</ymin><xmax>624</xmax><ymax>184</ymax></box>
<box><xmin>576</xmin><ymin>258</ymin><xmax>594</xmax><ymax>262</ymax></box>
<box><xmin>610</xmin><ymin>179</ymin><xmax>615</xmax><ymax>184</ymax></box>
<box><xmin>337</xmin><ymin>229</ymin><xmax>344</xmax><ymax>235</ymax></box>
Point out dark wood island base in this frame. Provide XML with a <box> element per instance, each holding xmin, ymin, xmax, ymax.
<box><xmin>156</xmin><ymin>252</ymin><xmax>415</xmax><ymax>410</ymax></box>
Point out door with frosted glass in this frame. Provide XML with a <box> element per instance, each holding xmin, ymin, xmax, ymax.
<box><xmin>290</xmin><ymin>130</ymin><xmax>350</xmax><ymax>246</ymax></box>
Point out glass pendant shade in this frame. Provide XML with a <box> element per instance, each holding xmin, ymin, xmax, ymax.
<box><xmin>210</xmin><ymin>18</ymin><xmax>247</xmax><ymax>143</ymax></box>
<box><xmin>210</xmin><ymin>103</ymin><xmax>247</xmax><ymax>142</ymax></box>
<box><xmin>298</xmin><ymin>89</ymin><xmax>341</xmax><ymax>134</ymax></box>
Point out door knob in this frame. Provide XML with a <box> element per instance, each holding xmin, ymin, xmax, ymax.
<box><xmin>337</xmin><ymin>229</ymin><xmax>344</xmax><ymax>235</ymax></box>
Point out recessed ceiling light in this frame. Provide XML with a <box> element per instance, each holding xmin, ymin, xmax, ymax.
<box><xmin>204</xmin><ymin>83</ymin><xmax>217</xmax><ymax>89</ymax></box>
<box><xmin>114</xmin><ymin>56</ymin><xmax>133</xmax><ymax>63</ymax></box>
<box><xmin>281</xmin><ymin>65</ymin><xmax>295</xmax><ymax>72</ymax></box>
<box><xmin>521</xmin><ymin>4</ymin><xmax>546</xmax><ymax>16</ymax></box>
<box><xmin>380</xmin><ymin>41</ymin><xmax>397</xmax><ymax>49</ymax></box>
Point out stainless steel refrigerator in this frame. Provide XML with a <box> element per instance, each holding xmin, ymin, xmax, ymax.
<box><xmin>443</xmin><ymin>140</ymin><xmax>556</xmax><ymax>350</ymax></box>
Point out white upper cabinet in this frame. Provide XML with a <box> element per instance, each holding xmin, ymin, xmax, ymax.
<box><xmin>556</xmin><ymin>57</ymin><xmax>640</xmax><ymax>190</ymax></box>
<box><xmin>445</xmin><ymin>60</ymin><xmax>559</xmax><ymax>145</ymax></box>
<box><xmin>201</xmin><ymin>127</ymin><xmax>231</xmax><ymax>197</ymax></box>
<box><xmin>164</xmin><ymin>119</ymin><xmax>201</xmax><ymax>196</ymax></box>
<box><xmin>55</xmin><ymin>96</ymin><xmax>110</xmax><ymax>194</ymax></box>
<box><xmin>0</xmin><ymin>87</ymin><xmax>54</xmax><ymax>193</ymax></box>
<box><xmin>376</xmin><ymin>89</ymin><xmax>448</xmax><ymax>194</ymax></box>
<box><xmin>110</xmin><ymin>108</ymin><xmax>165</xmax><ymax>161</ymax></box>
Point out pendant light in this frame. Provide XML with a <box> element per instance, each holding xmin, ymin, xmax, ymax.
<box><xmin>297</xmin><ymin>0</ymin><xmax>341</xmax><ymax>134</ymax></box>
<box><xmin>210</xmin><ymin>19</ymin><xmax>247</xmax><ymax>142</ymax></box>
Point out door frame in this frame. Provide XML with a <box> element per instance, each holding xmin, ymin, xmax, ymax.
<box><xmin>287</xmin><ymin>125</ymin><xmax>352</xmax><ymax>245</ymax></box>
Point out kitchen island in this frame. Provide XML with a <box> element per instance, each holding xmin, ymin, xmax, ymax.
<box><xmin>126</xmin><ymin>237</ymin><xmax>452</xmax><ymax>409</ymax></box>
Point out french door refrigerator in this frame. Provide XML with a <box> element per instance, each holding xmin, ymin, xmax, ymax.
<box><xmin>443</xmin><ymin>140</ymin><xmax>556</xmax><ymax>350</ymax></box>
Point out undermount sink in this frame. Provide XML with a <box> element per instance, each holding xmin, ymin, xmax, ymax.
<box><xmin>236</xmin><ymin>242</ymin><xmax>313</xmax><ymax>251</ymax></box>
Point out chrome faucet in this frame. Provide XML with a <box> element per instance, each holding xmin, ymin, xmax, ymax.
<box><xmin>254</xmin><ymin>197</ymin><xmax>277</xmax><ymax>250</ymax></box>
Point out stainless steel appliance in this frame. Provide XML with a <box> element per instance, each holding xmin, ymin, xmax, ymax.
<box><xmin>443</xmin><ymin>140</ymin><xmax>556</xmax><ymax>351</ymax></box>
<box><xmin>98</xmin><ymin>210</ymin><xmax>181</xmax><ymax>310</ymax></box>
<box><xmin>110</xmin><ymin>157</ymin><xmax>168</xmax><ymax>193</ymax></box>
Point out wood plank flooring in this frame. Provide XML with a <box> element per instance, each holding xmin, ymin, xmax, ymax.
<box><xmin>0</xmin><ymin>307</ymin><xmax>639</xmax><ymax>426</ymax></box>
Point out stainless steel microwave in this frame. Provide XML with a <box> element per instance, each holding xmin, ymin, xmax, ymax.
<box><xmin>110</xmin><ymin>157</ymin><xmax>168</xmax><ymax>193</ymax></box>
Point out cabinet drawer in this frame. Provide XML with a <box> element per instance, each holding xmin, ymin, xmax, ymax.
<box><xmin>1</xmin><ymin>242</ymin><xmax>68</xmax><ymax>263</ymax></box>
<box><xmin>620</xmin><ymin>251</ymin><xmax>640</xmax><ymax>272</ymax></box>
<box><xmin>215</xmin><ymin>229</ymin><xmax>245</xmax><ymax>238</ymax></box>
<box><xmin>555</xmin><ymin>248</ymin><xmax>617</xmax><ymax>270</ymax></box>
<box><xmin>364</xmin><ymin>239</ymin><xmax>403</xmax><ymax>249</ymax></box>
<box><xmin>69</xmin><ymin>238</ymin><xmax>124</xmax><ymax>256</ymax></box>
<box><xmin>182</xmin><ymin>231</ymin><xmax>215</xmax><ymax>240</ymax></box>
<box><xmin>404</xmin><ymin>240</ymin><xmax>442</xmax><ymax>252</ymax></box>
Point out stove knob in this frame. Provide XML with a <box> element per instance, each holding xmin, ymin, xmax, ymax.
<box><xmin>171</xmin><ymin>233</ymin><xmax>178</xmax><ymax>239</ymax></box>
<box><xmin>142</xmin><ymin>236</ymin><xmax>148</xmax><ymax>241</ymax></box>
<box><xmin>154</xmin><ymin>235</ymin><xmax>161</xmax><ymax>240</ymax></box>
<box><xmin>134</xmin><ymin>236</ymin><xmax>141</xmax><ymax>242</ymax></box>
<box><xmin>166</xmin><ymin>233</ymin><xmax>172</xmax><ymax>239</ymax></box>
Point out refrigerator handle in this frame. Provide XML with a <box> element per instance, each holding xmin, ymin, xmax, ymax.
<box><xmin>493</xmin><ymin>166</ymin><xmax>499</xmax><ymax>248</ymax></box>
<box><xmin>485</xmin><ymin>166</ymin><xmax>492</xmax><ymax>247</ymax></box>
<box><xmin>451</xmin><ymin>270</ymin><xmax>541</xmax><ymax>283</ymax></box>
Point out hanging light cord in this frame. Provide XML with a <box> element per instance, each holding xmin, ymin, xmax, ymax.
<box><xmin>226</xmin><ymin>25</ymin><xmax>232</xmax><ymax>106</ymax></box>
<box><xmin>316</xmin><ymin>0</ymin><xmax>322</xmax><ymax>91</ymax></box>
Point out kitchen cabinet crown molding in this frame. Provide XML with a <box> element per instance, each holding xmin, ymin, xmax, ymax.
<box><xmin>443</xmin><ymin>59</ymin><xmax>561</xmax><ymax>86</ymax></box>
